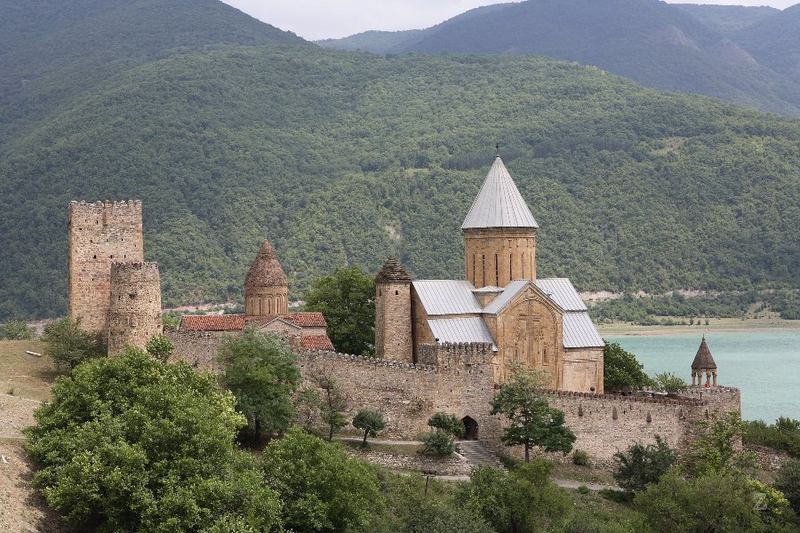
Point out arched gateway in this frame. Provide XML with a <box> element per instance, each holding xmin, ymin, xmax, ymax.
<box><xmin>462</xmin><ymin>416</ymin><xmax>479</xmax><ymax>440</ymax></box>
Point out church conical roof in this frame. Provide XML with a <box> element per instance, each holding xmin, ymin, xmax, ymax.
<box><xmin>461</xmin><ymin>156</ymin><xmax>539</xmax><ymax>230</ymax></box>
<box><xmin>376</xmin><ymin>257</ymin><xmax>411</xmax><ymax>283</ymax></box>
<box><xmin>245</xmin><ymin>240</ymin><xmax>288</xmax><ymax>289</ymax></box>
<box><xmin>691</xmin><ymin>336</ymin><xmax>717</xmax><ymax>370</ymax></box>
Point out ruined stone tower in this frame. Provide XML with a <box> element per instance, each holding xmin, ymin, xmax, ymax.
<box><xmin>68</xmin><ymin>201</ymin><xmax>144</xmax><ymax>333</ymax></box>
<box><xmin>462</xmin><ymin>156</ymin><xmax>538</xmax><ymax>288</ymax></box>
<box><xmin>375</xmin><ymin>257</ymin><xmax>413</xmax><ymax>362</ymax></box>
<box><xmin>107</xmin><ymin>262</ymin><xmax>162</xmax><ymax>354</ymax></box>
<box><xmin>244</xmin><ymin>240</ymin><xmax>289</xmax><ymax>316</ymax></box>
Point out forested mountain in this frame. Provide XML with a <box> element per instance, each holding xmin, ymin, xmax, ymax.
<box><xmin>734</xmin><ymin>4</ymin><xmax>800</xmax><ymax>79</ymax></box>
<box><xmin>672</xmin><ymin>4</ymin><xmax>779</xmax><ymax>36</ymax></box>
<box><xmin>2</xmin><ymin>0</ymin><xmax>800</xmax><ymax>321</ymax></box>
<box><xmin>320</xmin><ymin>0</ymin><xmax>800</xmax><ymax>116</ymax></box>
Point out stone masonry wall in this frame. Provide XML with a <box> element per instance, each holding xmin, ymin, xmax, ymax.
<box><xmin>108</xmin><ymin>262</ymin><xmax>162</xmax><ymax>354</ymax></box>
<box><xmin>375</xmin><ymin>282</ymin><xmax>413</xmax><ymax>363</ymax></box>
<box><xmin>68</xmin><ymin>201</ymin><xmax>144</xmax><ymax>333</ymax></box>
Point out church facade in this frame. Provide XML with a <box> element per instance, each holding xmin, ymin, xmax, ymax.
<box><xmin>375</xmin><ymin>156</ymin><xmax>605</xmax><ymax>393</ymax></box>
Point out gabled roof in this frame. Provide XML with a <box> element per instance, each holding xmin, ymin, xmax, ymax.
<box><xmin>461</xmin><ymin>156</ymin><xmax>539</xmax><ymax>230</ymax></box>
<box><xmin>428</xmin><ymin>317</ymin><xmax>497</xmax><ymax>350</ymax></box>
<box><xmin>245</xmin><ymin>240</ymin><xmax>288</xmax><ymax>289</ymax></box>
<box><xmin>483</xmin><ymin>280</ymin><xmax>529</xmax><ymax>315</ymax></box>
<box><xmin>692</xmin><ymin>337</ymin><xmax>717</xmax><ymax>370</ymax></box>
<box><xmin>563</xmin><ymin>313</ymin><xmax>604</xmax><ymax>348</ymax></box>
<box><xmin>535</xmin><ymin>278</ymin><xmax>587</xmax><ymax>311</ymax></box>
<box><xmin>300</xmin><ymin>335</ymin><xmax>335</xmax><ymax>350</ymax></box>
<box><xmin>412</xmin><ymin>280</ymin><xmax>482</xmax><ymax>316</ymax></box>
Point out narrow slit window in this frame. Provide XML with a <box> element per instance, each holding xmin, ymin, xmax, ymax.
<box><xmin>495</xmin><ymin>254</ymin><xmax>499</xmax><ymax>286</ymax></box>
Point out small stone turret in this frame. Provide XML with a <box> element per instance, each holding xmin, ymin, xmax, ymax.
<box><xmin>108</xmin><ymin>262</ymin><xmax>162</xmax><ymax>354</ymax></box>
<box><xmin>244</xmin><ymin>240</ymin><xmax>289</xmax><ymax>316</ymax></box>
<box><xmin>691</xmin><ymin>336</ymin><xmax>717</xmax><ymax>387</ymax></box>
<box><xmin>375</xmin><ymin>257</ymin><xmax>413</xmax><ymax>363</ymax></box>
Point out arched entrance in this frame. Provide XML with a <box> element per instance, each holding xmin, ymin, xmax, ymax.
<box><xmin>462</xmin><ymin>416</ymin><xmax>479</xmax><ymax>440</ymax></box>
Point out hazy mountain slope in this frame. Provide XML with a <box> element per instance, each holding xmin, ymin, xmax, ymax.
<box><xmin>317</xmin><ymin>29</ymin><xmax>425</xmax><ymax>53</ymax></box>
<box><xmin>0</xmin><ymin>0</ymin><xmax>306</xmax><ymax>144</ymax></box>
<box><xmin>2</xmin><ymin>42</ymin><xmax>800</xmax><ymax>320</ymax></box>
<box><xmin>322</xmin><ymin>0</ymin><xmax>800</xmax><ymax>116</ymax></box>
<box><xmin>673</xmin><ymin>4</ymin><xmax>779</xmax><ymax>36</ymax></box>
<box><xmin>734</xmin><ymin>4</ymin><xmax>800</xmax><ymax>78</ymax></box>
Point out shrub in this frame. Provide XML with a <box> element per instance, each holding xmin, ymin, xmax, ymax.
<box><xmin>428</xmin><ymin>412</ymin><xmax>465</xmax><ymax>438</ymax></box>
<box><xmin>653</xmin><ymin>372</ymin><xmax>688</xmax><ymax>393</ymax></box>
<box><xmin>24</xmin><ymin>349</ymin><xmax>282</xmax><ymax>531</ymax></box>
<box><xmin>776</xmin><ymin>458</ymin><xmax>800</xmax><ymax>515</ymax></box>
<box><xmin>353</xmin><ymin>409</ymin><xmax>386</xmax><ymax>447</ymax></box>
<box><xmin>0</xmin><ymin>319</ymin><xmax>35</xmax><ymax>340</ymax></box>
<box><xmin>745</xmin><ymin>418</ymin><xmax>800</xmax><ymax>457</ymax></box>
<box><xmin>423</xmin><ymin>430</ymin><xmax>456</xmax><ymax>457</ymax></box>
<box><xmin>572</xmin><ymin>449</ymin><xmax>590</xmax><ymax>466</ymax></box>
<box><xmin>613</xmin><ymin>435</ymin><xmax>675</xmax><ymax>493</ymax></box>
<box><xmin>145</xmin><ymin>334</ymin><xmax>174</xmax><ymax>363</ymax></box>
<box><xmin>576</xmin><ymin>485</ymin><xmax>590</xmax><ymax>494</ymax></box>
<box><xmin>41</xmin><ymin>318</ymin><xmax>106</xmax><ymax>369</ymax></box>
<box><xmin>262</xmin><ymin>428</ymin><xmax>382</xmax><ymax>532</ymax></box>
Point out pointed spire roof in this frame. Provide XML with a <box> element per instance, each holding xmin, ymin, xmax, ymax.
<box><xmin>461</xmin><ymin>156</ymin><xmax>539</xmax><ymax>230</ymax></box>
<box><xmin>245</xmin><ymin>240</ymin><xmax>288</xmax><ymax>289</ymax></box>
<box><xmin>376</xmin><ymin>257</ymin><xmax>411</xmax><ymax>283</ymax></box>
<box><xmin>691</xmin><ymin>336</ymin><xmax>717</xmax><ymax>370</ymax></box>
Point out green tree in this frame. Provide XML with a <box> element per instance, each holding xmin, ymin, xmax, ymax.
<box><xmin>262</xmin><ymin>428</ymin><xmax>382</xmax><ymax>532</ymax></box>
<box><xmin>603</xmin><ymin>342</ymin><xmax>653</xmax><ymax>392</ymax></box>
<box><xmin>0</xmin><ymin>319</ymin><xmax>35</xmax><ymax>340</ymax></box>
<box><xmin>491</xmin><ymin>366</ymin><xmax>575</xmax><ymax>462</ymax></box>
<box><xmin>422</xmin><ymin>412</ymin><xmax>465</xmax><ymax>457</ymax></box>
<box><xmin>653</xmin><ymin>372</ymin><xmax>688</xmax><ymax>393</ymax></box>
<box><xmin>635</xmin><ymin>470</ymin><xmax>774</xmax><ymax>533</ymax></box>
<box><xmin>776</xmin><ymin>458</ymin><xmax>800</xmax><ymax>515</ymax></box>
<box><xmin>460</xmin><ymin>462</ymin><xmax>571</xmax><ymax>533</ymax></box>
<box><xmin>353</xmin><ymin>409</ymin><xmax>386</xmax><ymax>447</ymax></box>
<box><xmin>41</xmin><ymin>318</ymin><xmax>106</xmax><ymax>369</ymax></box>
<box><xmin>145</xmin><ymin>334</ymin><xmax>174</xmax><ymax>363</ymax></box>
<box><xmin>304</xmin><ymin>267</ymin><xmax>375</xmax><ymax>355</ymax></box>
<box><xmin>686</xmin><ymin>411</ymin><xmax>757</xmax><ymax>475</ymax></box>
<box><xmin>220</xmin><ymin>327</ymin><xmax>301</xmax><ymax>443</ymax></box>
<box><xmin>24</xmin><ymin>348</ymin><xmax>282</xmax><ymax>531</ymax></box>
<box><xmin>613</xmin><ymin>435</ymin><xmax>676</xmax><ymax>493</ymax></box>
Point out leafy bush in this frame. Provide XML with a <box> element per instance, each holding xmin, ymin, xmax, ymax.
<box><xmin>428</xmin><ymin>412</ymin><xmax>465</xmax><ymax>438</ymax></box>
<box><xmin>745</xmin><ymin>418</ymin><xmax>800</xmax><ymax>457</ymax></box>
<box><xmin>262</xmin><ymin>428</ymin><xmax>382</xmax><ymax>532</ymax></box>
<box><xmin>220</xmin><ymin>328</ymin><xmax>301</xmax><ymax>443</ymax></box>
<box><xmin>572</xmin><ymin>449</ymin><xmax>590</xmax><ymax>466</ymax></box>
<box><xmin>25</xmin><ymin>349</ymin><xmax>282</xmax><ymax>531</ymax></box>
<box><xmin>613</xmin><ymin>435</ymin><xmax>675</xmax><ymax>493</ymax></box>
<box><xmin>423</xmin><ymin>430</ymin><xmax>457</xmax><ymax>458</ymax></box>
<box><xmin>776</xmin><ymin>458</ymin><xmax>800</xmax><ymax>515</ymax></box>
<box><xmin>686</xmin><ymin>412</ymin><xmax>757</xmax><ymax>475</ymax></box>
<box><xmin>603</xmin><ymin>342</ymin><xmax>654</xmax><ymax>392</ymax></box>
<box><xmin>353</xmin><ymin>409</ymin><xmax>386</xmax><ymax>447</ymax></box>
<box><xmin>653</xmin><ymin>372</ymin><xmax>688</xmax><ymax>393</ymax></box>
<box><xmin>41</xmin><ymin>318</ymin><xmax>105</xmax><ymax>369</ymax></box>
<box><xmin>0</xmin><ymin>319</ymin><xmax>35</xmax><ymax>340</ymax></box>
<box><xmin>145</xmin><ymin>334</ymin><xmax>174</xmax><ymax>363</ymax></box>
<box><xmin>460</xmin><ymin>462</ymin><xmax>571</xmax><ymax>533</ymax></box>
<box><xmin>576</xmin><ymin>485</ymin><xmax>590</xmax><ymax>494</ymax></box>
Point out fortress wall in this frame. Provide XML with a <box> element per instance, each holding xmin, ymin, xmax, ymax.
<box><xmin>68</xmin><ymin>200</ymin><xmax>144</xmax><ymax>333</ymax></box>
<box><xmin>108</xmin><ymin>262</ymin><xmax>162</xmax><ymax>354</ymax></box>
<box><xmin>165</xmin><ymin>328</ymin><xmax>226</xmax><ymax>372</ymax></box>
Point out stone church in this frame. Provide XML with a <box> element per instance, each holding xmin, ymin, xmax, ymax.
<box><xmin>375</xmin><ymin>156</ymin><xmax>605</xmax><ymax>393</ymax></box>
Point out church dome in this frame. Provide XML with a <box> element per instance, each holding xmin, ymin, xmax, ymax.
<box><xmin>245</xmin><ymin>240</ymin><xmax>288</xmax><ymax>289</ymax></box>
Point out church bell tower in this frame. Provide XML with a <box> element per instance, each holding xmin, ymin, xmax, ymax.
<box><xmin>462</xmin><ymin>156</ymin><xmax>539</xmax><ymax>288</ymax></box>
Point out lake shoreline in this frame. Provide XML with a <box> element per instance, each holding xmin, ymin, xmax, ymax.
<box><xmin>598</xmin><ymin>318</ymin><xmax>800</xmax><ymax>337</ymax></box>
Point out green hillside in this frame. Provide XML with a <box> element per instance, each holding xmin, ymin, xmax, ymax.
<box><xmin>734</xmin><ymin>4</ymin><xmax>800</xmax><ymax>79</ymax></box>
<box><xmin>321</xmin><ymin>0</ymin><xmax>800</xmax><ymax>116</ymax></box>
<box><xmin>2</xmin><ymin>0</ymin><xmax>800</xmax><ymax>321</ymax></box>
<box><xmin>673</xmin><ymin>4</ymin><xmax>779</xmax><ymax>35</ymax></box>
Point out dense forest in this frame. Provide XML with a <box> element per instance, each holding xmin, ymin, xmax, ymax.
<box><xmin>2</xmin><ymin>0</ymin><xmax>800</xmax><ymax>321</ymax></box>
<box><xmin>321</xmin><ymin>0</ymin><xmax>800</xmax><ymax>116</ymax></box>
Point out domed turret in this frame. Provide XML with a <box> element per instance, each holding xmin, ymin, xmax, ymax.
<box><xmin>244</xmin><ymin>240</ymin><xmax>289</xmax><ymax>316</ymax></box>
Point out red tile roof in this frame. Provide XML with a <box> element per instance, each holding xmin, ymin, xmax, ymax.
<box><xmin>299</xmin><ymin>335</ymin><xmax>335</xmax><ymax>350</ymax></box>
<box><xmin>180</xmin><ymin>312</ymin><xmax>327</xmax><ymax>331</ymax></box>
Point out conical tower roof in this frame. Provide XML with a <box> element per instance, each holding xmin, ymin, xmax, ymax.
<box><xmin>376</xmin><ymin>257</ymin><xmax>411</xmax><ymax>283</ymax></box>
<box><xmin>691</xmin><ymin>336</ymin><xmax>717</xmax><ymax>370</ymax></box>
<box><xmin>245</xmin><ymin>240</ymin><xmax>288</xmax><ymax>289</ymax></box>
<box><xmin>461</xmin><ymin>156</ymin><xmax>539</xmax><ymax>230</ymax></box>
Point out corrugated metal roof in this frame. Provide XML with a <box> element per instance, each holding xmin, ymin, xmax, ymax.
<box><xmin>462</xmin><ymin>157</ymin><xmax>539</xmax><ymax>230</ymax></box>
<box><xmin>563</xmin><ymin>312</ymin><xmax>604</xmax><ymax>348</ymax></box>
<box><xmin>428</xmin><ymin>317</ymin><xmax>497</xmax><ymax>350</ymax></box>
<box><xmin>483</xmin><ymin>280</ymin><xmax>529</xmax><ymax>315</ymax></box>
<box><xmin>413</xmin><ymin>280</ymin><xmax>482</xmax><ymax>316</ymax></box>
<box><xmin>535</xmin><ymin>278</ymin><xmax>587</xmax><ymax>311</ymax></box>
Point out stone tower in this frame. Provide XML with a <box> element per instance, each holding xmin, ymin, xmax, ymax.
<box><xmin>375</xmin><ymin>257</ymin><xmax>413</xmax><ymax>362</ymax></box>
<box><xmin>462</xmin><ymin>156</ymin><xmax>539</xmax><ymax>288</ymax></box>
<box><xmin>691</xmin><ymin>336</ymin><xmax>718</xmax><ymax>387</ymax></box>
<box><xmin>68</xmin><ymin>201</ymin><xmax>144</xmax><ymax>333</ymax></box>
<box><xmin>244</xmin><ymin>240</ymin><xmax>289</xmax><ymax>316</ymax></box>
<box><xmin>107</xmin><ymin>262</ymin><xmax>162</xmax><ymax>354</ymax></box>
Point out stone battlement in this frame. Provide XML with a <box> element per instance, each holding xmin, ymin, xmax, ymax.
<box><xmin>537</xmin><ymin>388</ymin><xmax>706</xmax><ymax>407</ymax></box>
<box><xmin>301</xmin><ymin>349</ymin><xmax>437</xmax><ymax>373</ymax></box>
<box><xmin>418</xmin><ymin>342</ymin><xmax>495</xmax><ymax>368</ymax></box>
<box><xmin>69</xmin><ymin>200</ymin><xmax>142</xmax><ymax>210</ymax></box>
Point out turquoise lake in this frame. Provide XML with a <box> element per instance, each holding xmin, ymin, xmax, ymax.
<box><xmin>606</xmin><ymin>331</ymin><xmax>800</xmax><ymax>423</ymax></box>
